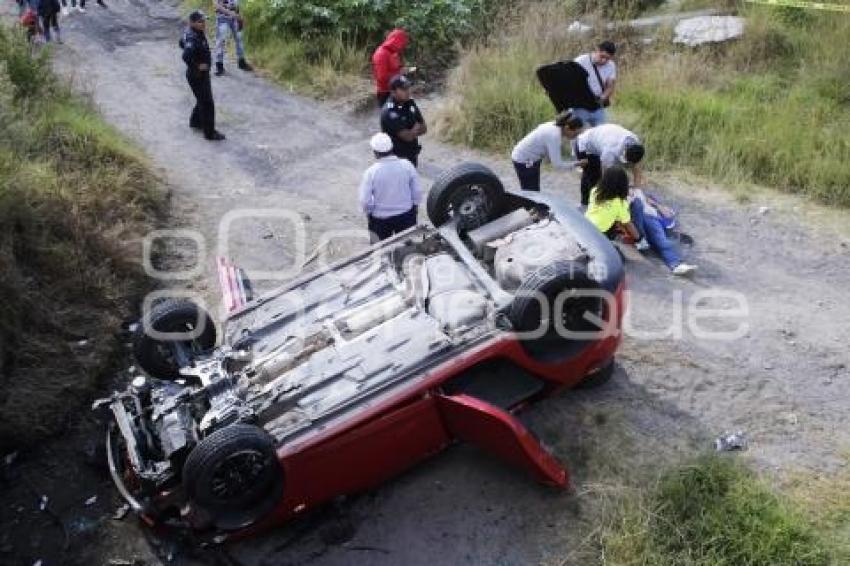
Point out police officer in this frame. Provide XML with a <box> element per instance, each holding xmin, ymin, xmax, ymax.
<box><xmin>380</xmin><ymin>75</ymin><xmax>427</xmax><ymax>168</ymax></box>
<box><xmin>181</xmin><ymin>11</ymin><xmax>225</xmax><ymax>141</ymax></box>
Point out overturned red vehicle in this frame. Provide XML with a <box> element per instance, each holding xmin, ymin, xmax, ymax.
<box><xmin>95</xmin><ymin>162</ymin><xmax>626</xmax><ymax>538</ymax></box>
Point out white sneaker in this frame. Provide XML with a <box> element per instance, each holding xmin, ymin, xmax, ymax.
<box><xmin>672</xmin><ymin>263</ymin><xmax>698</xmax><ymax>276</ymax></box>
<box><xmin>78</xmin><ymin>6</ymin><xmax>86</xmax><ymax>12</ymax></box>
<box><xmin>635</xmin><ymin>238</ymin><xmax>650</xmax><ymax>252</ymax></box>
<box><xmin>62</xmin><ymin>7</ymin><xmax>70</xmax><ymax>15</ymax></box>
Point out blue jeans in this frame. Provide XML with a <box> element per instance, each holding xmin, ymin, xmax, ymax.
<box><xmin>630</xmin><ymin>199</ymin><xmax>680</xmax><ymax>269</ymax></box>
<box><xmin>215</xmin><ymin>18</ymin><xmax>245</xmax><ymax>64</ymax></box>
<box><xmin>571</xmin><ymin>107</ymin><xmax>607</xmax><ymax>127</ymax></box>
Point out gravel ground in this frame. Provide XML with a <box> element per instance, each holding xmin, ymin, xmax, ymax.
<box><xmin>1</xmin><ymin>1</ymin><xmax>848</xmax><ymax>564</ymax></box>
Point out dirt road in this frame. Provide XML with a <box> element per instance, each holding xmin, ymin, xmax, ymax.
<box><xmin>2</xmin><ymin>1</ymin><xmax>849</xmax><ymax>564</ymax></box>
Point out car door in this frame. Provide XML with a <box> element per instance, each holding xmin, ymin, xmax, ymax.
<box><xmin>436</xmin><ymin>393</ymin><xmax>568</xmax><ymax>487</ymax></box>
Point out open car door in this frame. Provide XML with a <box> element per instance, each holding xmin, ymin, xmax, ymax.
<box><xmin>536</xmin><ymin>60</ymin><xmax>597</xmax><ymax>113</ymax></box>
<box><xmin>436</xmin><ymin>393</ymin><xmax>568</xmax><ymax>487</ymax></box>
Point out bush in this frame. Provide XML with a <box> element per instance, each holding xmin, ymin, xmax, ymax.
<box><xmin>228</xmin><ymin>0</ymin><xmax>504</xmax><ymax>95</ymax></box>
<box><xmin>244</xmin><ymin>0</ymin><xmax>497</xmax><ymax>56</ymax></box>
<box><xmin>0</xmin><ymin>27</ymin><xmax>164</xmax><ymax>450</ymax></box>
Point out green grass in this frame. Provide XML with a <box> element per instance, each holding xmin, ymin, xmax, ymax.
<box><xmin>598</xmin><ymin>455</ymin><xmax>848</xmax><ymax>565</ymax></box>
<box><xmin>435</xmin><ymin>2</ymin><xmax>850</xmax><ymax>206</ymax></box>
<box><xmin>0</xmin><ymin>27</ymin><xmax>165</xmax><ymax>450</ymax></box>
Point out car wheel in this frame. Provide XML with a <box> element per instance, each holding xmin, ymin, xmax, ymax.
<box><xmin>509</xmin><ymin>260</ymin><xmax>604</xmax><ymax>342</ymax></box>
<box><xmin>575</xmin><ymin>359</ymin><xmax>615</xmax><ymax>389</ymax></box>
<box><xmin>427</xmin><ymin>162</ymin><xmax>505</xmax><ymax>231</ymax></box>
<box><xmin>133</xmin><ymin>299</ymin><xmax>217</xmax><ymax>381</ymax></box>
<box><xmin>182</xmin><ymin>424</ymin><xmax>283</xmax><ymax>530</ymax></box>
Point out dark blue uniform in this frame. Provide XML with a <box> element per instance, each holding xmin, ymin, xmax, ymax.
<box><xmin>180</xmin><ymin>27</ymin><xmax>216</xmax><ymax>137</ymax></box>
<box><xmin>380</xmin><ymin>97</ymin><xmax>424</xmax><ymax>167</ymax></box>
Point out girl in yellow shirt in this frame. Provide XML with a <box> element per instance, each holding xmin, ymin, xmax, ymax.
<box><xmin>585</xmin><ymin>166</ymin><xmax>643</xmax><ymax>244</ymax></box>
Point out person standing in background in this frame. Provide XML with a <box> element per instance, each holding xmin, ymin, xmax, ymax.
<box><xmin>359</xmin><ymin>133</ymin><xmax>421</xmax><ymax>242</ymax></box>
<box><xmin>571</xmin><ymin>41</ymin><xmax>617</xmax><ymax>127</ymax></box>
<box><xmin>38</xmin><ymin>0</ymin><xmax>62</xmax><ymax>43</ymax></box>
<box><xmin>372</xmin><ymin>28</ymin><xmax>409</xmax><ymax>108</ymax></box>
<box><xmin>61</xmin><ymin>0</ymin><xmax>107</xmax><ymax>14</ymax></box>
<box><xmin>380</xmin><ymin>75</ymin><xmax>427</xmax><ymax>168</ymax></box>
<box><xmin>181</xmin><ymin>11</ymin><xmax>225</xmax><ymax>141</ymax></box>
<box><xmin>214</xmin><ymin>0</ymin><xmax>253</xmax><ymax>76</ymax></box>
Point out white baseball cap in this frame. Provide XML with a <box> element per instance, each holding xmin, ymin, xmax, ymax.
<box><xmin>370</xmin><ymin>133</ymin><xmax>393</xmax><ymax>153</ymax></box>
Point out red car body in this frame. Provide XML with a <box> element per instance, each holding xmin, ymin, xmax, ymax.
<box><xmin>99</xmin><ymin>163</ymin><xmax>626</xmax><ymax>540</ymax></box>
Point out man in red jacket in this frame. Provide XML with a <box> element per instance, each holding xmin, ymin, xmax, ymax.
<box><xmin>372</xmin><ymin>28</ymin><xmax>409</xmax><ymax>108</ymax></box>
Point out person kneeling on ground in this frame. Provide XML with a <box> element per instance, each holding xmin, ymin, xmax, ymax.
<box><xmin>213</xmin><ymin>0</ymin><xmax>252</xmax><ymax>76</ymax></box>
<box><xmin>359</xmin><ymin>133</ymin><xmax>421</xmax><ymax>243</ymax></box>
<box><xmin>380</xmin><ymin>75</ymin><xmax>426</xmax><ymax>168</ymax></box>
<box><xmin>629</xmin><ymin>188</ymin><xmax>697</xmax><ymax>276</ymax></box>
<box><xmin>574</xmin><ymin>123</ymin><xmax>644</xmax><ymax>207</ymax></box>
<box><xmin>511</xmin><ymin>111</ymin><xmax>583</xmax><ymax>192</ymax></box>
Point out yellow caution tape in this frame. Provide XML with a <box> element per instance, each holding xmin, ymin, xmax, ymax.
<box><xmin>744</xmin><ymin>0</ymin><xmax>850</xmax><ymax>12</ymax></box>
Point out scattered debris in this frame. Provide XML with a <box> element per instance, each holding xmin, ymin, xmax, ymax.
<box><xmin>715</xmin><ymin>430</ymin><xmax>748</xmax><ymax>451</ymax></box>
<box><xmin>84</xmin><ymin>495</ymin><xmax>98</xmax><ymax>506</ymax></box>
<box><xmin>674</xmin><ymin>16</ymin><xmax>745</xmax><ymax>47</ymax></box>
<box><xmin>112</xmin><ymin>504</ymin><xmax>131</xmax><ymax>520</ymax></box>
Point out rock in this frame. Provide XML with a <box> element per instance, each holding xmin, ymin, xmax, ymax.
<box><xmin>715</xmin><ymin>431</ymin><xmax>748</xmax><ymax>451</ymax></box>
<box><xmin>567</xmin><ymin>20</ymin><xmax>592</xmax><ymax>33</ymax></box>
<box><xmin>112</xmin><ymin>504</ymin><xmax>130</xmax><ymax>520</ymax></box>
<box><xmin>674</xmin><ymin>16</ymin><xmax>745</xmax><ymax>47</ymax></box>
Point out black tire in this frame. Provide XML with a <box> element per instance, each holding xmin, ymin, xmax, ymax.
<box><xmin>509</xmin><ymin>260</ymin><xmax>604</xmax><ymax>342</ymax></box>
<box><xmin>183</xmin><ymin>424</ymin><xmax>282</xmax><ymax>529</ymax></box>
<box><xmin>133</xmin><ymin>299</ymin><xmax>217</xmax><ymax>380</ymax></box>
<box><xmin>426</xmin><ymin>162</ymin><xmax>506</xmax><ymax>230</ymax></box>
<box><xmin>575</xmin><ymin>359</ymin><xmax>615</xmax><ymax>390</ymax></box>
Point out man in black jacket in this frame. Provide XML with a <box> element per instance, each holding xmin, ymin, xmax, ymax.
<box><xmin>181</xmin><ymin>11</ymin><xmax>225</xmax><ymax>141</ymax></box>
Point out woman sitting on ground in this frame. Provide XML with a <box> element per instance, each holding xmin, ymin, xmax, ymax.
<box><xmin>585</xmin><ymin>166</ymin><xmax>697</xmax><ymax>276</ymax></box>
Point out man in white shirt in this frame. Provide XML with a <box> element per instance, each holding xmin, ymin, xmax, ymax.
<box><xmin>571</xmin><ymin>41</ymin><xmax>617</xmax><ymax>127</ymax></box>
<box><xmin>359</xmin><ymin>133</ymin><xmax>422</xmax><ymax>242</ymax></box>
<box><xmin>573</xmin><ymin>123</ymin><xmax>645</xmax><ymax>206</ymax></box>
<box><xmin>510</xmin><ymin>111</ymin><xmax>584</xmax><ymax>191</ymax></box>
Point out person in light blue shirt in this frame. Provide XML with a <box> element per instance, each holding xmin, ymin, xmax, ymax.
<box><xmin>359</xmin><ymin>133</ymin><xmax>421</xmax><ymax>242</ymax></box>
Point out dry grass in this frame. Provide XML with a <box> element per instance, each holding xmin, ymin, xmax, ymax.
<box><xmin>0</xmin><ymin>27</ymin><xmax>165</xmax><ymax>451</ymax></box>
